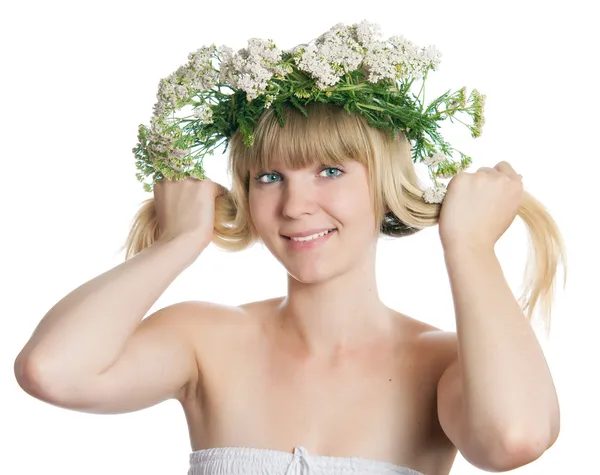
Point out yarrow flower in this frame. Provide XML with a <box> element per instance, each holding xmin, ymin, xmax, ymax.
<box><xmin>423</xmin><ymin>183</ymin><xmax>448</xmax><ymax>204</ymax></box>
<box><xmin>133</xmin><ymin>20</ymin><xmax>486</xmax><ymax>201</ymax></box>
<box><xmin>354</xmin><ymin>20</ymin><xmax>382</xmax><ymax>45</ymax></box>
<box><xmin>152</xmin><ymin>46</ymin><xmax>220</xmax><ymax>118</ymax></box>
<box><xmin>423</xmin><ymin>152</ymin><xmax>446</xmax><ymax>168</ymax></box>
<box><xmin>192</xmin><ymin>104</ymin><xmax>213</xmax><ymax>123</ymax></box>
<box><xmin>219</xmin><ymin>38</ymin><xmax>287</xmax><ymax>101</ymax></box>
<box><xmin>293</xmin><ymin>22</ymin><xmax>366</xmax><ymax>89</ymax></box>
<box><xmin>363</xmin><ymin>35</ymin><xmax>441</xmax><ymax>83</ymax></box>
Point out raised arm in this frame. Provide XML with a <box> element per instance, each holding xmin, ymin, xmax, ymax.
<box><xmin>14</xmin><ymin>233</ymin><xmax>205</xmax><ymax>414</ymax></box>
<box><xmin>436</xmin><ymin>247</ymin><xmax>559</xmax><ymax>470</ymax></box>
<box><xmin>14</xmin><ymin>177</ymin><xmax>223</xmax><ymax>414</ymax></box>
<box><xmin>435</xmin><ymin>163</ymin><xmax>560</xmax><ymax>470</ymax></box>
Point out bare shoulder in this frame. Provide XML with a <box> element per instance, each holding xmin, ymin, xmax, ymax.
<box><xmin>390</xmin><ymin>310</ymin><xmax>458</xmax><ymax>364</ymax></box>
<box><xmin>167</xmin><ymin>297</ymin><xmax>276</xmax><ymax>331</ymax></box>
<box><xmin>167</xmin><ymin>296</ymin><xmax>277</xmax><ymax>356</ymax></box>
<box><xmin>169</xmin><ymin>297</ymin><xmax>277</xmax><ymax>405</ymax></box>
<box><xmin>421</xmin><ymin>326</ymin><xmax>458</xmax><ymax>357</ymax></box>
<box><xmin>164</xmin><ymin>299</ymin><xmax>262</xmax><ymax>354</ymax></box>
<box><xmin>165</xmin><ymin>299</ymin><xmax>248</xmax><ymax>326</ymax></box>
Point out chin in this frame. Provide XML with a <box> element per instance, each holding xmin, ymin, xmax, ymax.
<box><xmin>283</xmin><ymin>258</ymin><xmax>346</xmax><ymax>285</ymax></box>
<box><xmin>287</xmin><ymin>268</ymin><xmax>330</xmax><ymax>284</ymax></box>
<box><xmin>263</xmin><ymin>233</ymin><xmax>355</xmax><ymax>284</ymax></box>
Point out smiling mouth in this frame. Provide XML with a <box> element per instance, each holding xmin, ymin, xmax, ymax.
<box><xmin>283</xmin><ymin>229</ymin><xmax>337</xmax><ymax>242</ymax></box>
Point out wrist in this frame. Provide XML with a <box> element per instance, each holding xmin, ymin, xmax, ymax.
<box><xmin>155</xmin><ymin>232</ymin><xmax>208</xmax><ymax>260</ymax></box>
<box><xmin>442</xmin><ymin>241</ymin><xmax>497</xmax><ymax>262</ymax></box>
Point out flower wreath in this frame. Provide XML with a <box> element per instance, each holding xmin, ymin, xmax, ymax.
<box><xmin>132</xmin><ymin>20</ymin><xmax>486</xmax><ymax>204</ymax></box>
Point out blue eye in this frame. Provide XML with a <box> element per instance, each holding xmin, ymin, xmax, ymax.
<box><xmin>319</xmin><ymin>167</ymin><xmax>343</xmax><ymax>178</ymax></box>
<box><xmin>254</xmin><ymin>167</ymin><xmax>343</xmax><ymax>184</ymax></box>
<box><xmin>255</xmin><ymin>172</ymin><xmax>281</xmax><ymax>184</ymax></box>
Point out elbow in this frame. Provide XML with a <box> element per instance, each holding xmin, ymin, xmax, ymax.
<box><xmin>471</xmin><ymin>426</ymin><xmax>560</xmax><ymax>472</ymax></box>
<box><xmin>14</xmin><ymin>353</ymin><xmax>80</xmax><ymax>406</ymax></box>
<box><xmin>14</xmin><ymin>353</ymin><xmax>54</xmax><ymax>401</ymax></box>
<box><xmin>489</xmin><ymin>440</ymin><xmax>547</xmax><ymax>472</ymax></box>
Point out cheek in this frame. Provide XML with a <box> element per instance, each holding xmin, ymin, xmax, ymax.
<box><xmin>330</xmin><ymin>181</ymin><xmax>373</xmax><ymax>222</ymax></box>
<box><xmin>248</xmin><ymin>192</ymin><xmax>260</xmax><ymax>225</ymax></box>
<box><xmin>248</xmin><ymin>189</ymin><xmax>274</xmax><ymax>230</ymax></box>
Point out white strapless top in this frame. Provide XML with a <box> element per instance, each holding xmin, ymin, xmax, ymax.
<box><xmin>188</xmin><ymin>446</ymin><xmax>426</xmax><ymax>475</ymax></box>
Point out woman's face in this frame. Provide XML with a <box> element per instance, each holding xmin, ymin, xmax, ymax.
<box><xmin>248</xmin><ymin>158</ymin><xmax>379</xmax><ymax>283</ymax></box>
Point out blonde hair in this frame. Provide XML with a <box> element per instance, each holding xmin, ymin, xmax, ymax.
<box><xmin>120</xmin><ymin>102</ymin><xmax>566</xmax><ymax>328</ymax></box>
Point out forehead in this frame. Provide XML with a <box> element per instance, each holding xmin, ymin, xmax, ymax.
<box><xmin>250</xmin><ymin>124</ymin><xmax>369</xmax><ymax>172</ymax></box>
<box><xmin>249</xmin><ymin>153</ymin><xmax>352</xmax><ymax>171</ymax></box>
<box><xmin>233</xmin><ymin>103</ymin><xmax>386</xmax><ymax>181</ymax></box>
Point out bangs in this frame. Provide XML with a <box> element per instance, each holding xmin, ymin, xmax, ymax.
<box><xmin>226</xmin><ymin>101</ymin><xmax>411</xmax><ymax>239</ymax></box>
<box><xmin>232</xmin><ymin>102</ymin><xmax>378</xmax><ymax>175</ymax></box>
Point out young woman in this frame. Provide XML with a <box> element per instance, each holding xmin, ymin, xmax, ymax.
<box><xmin>14</xmin><ymin>22</ymin><xmax>565</xmax><ymax>475</ymax></box>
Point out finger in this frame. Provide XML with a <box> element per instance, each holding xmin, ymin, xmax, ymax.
<box><xmin>494</xmin><ymin>161</ymin><xmax>521</xmax><ymax>180</ymax></box>
<box><xmin>476</xmin><ymin>166</ymin><xmax>496</xmax><ymax>174</ymax></box>
<box><xmin>215</xmin><ymin>183</ymin><xmax>228</xmax><ymax>197</ymax></box>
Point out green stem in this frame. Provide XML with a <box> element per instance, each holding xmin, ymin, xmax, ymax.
<box><xmin>430</xmin><ymin>106</ymin><xmax>469</xmax><ymax>120</ymax></box>
<box><xmin>231</xmin><ymin>93</ymin><xmax>236</xmax><ymax>124</ymax></box>
<box><xmin>356</xmin><ymin>103</ymin><xmax>386</xmax><ymax>112</ymax></box>
<box><xmin>329</xmin><ymin>83</ymin><xmax>369</xmax><ymax>92</ymax></box>
<box><xmin>417</xmin><ymin>79</ymin><xmax>425</xmax><ymax>106</ymax></box>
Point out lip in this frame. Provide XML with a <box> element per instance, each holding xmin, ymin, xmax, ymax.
<box><xmin>282</xmin><ymin>228</ymin><xmax>336</xmax><ymax>238</ymax></box>
<box><xmin>282</xmin><ymin>228</ymin><xmax>337</xmax><ymax>251</ymax></box>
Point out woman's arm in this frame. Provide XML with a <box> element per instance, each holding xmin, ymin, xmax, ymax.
<box><xmin>436</xmin><ymin>245</ymin><xmax>560</xmax><ymax>471</ymax></box>
<box><xmin>14</xmin><ymin>232</ymin><xmax>206</xmax><ymax>413</ymax></box>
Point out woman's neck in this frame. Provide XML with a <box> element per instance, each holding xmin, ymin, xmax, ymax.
<box><xmin>276</xmin><ymin>259</ymin><xmax>393</xmax><ymax>359</ymax></box>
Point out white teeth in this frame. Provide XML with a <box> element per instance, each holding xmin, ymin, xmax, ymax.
<box><xmin>290</xmin><ymin>229</ymin><xmax>334</xmax><ymax>242</ymax></box>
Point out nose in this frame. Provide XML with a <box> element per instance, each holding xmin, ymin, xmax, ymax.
<box><xmin>281</xmin><ymin>179</ymin><xmax>317</xmax><ymax>219</ymax></box>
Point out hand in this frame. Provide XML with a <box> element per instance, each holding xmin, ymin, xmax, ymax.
<box><xmin>438</xmin><ymin>161</ymin><xmax>524</xmax><ymax>252</ymax></box>
<box><xmin>153</xmin><ymin>177</ymin><xmax>226</xmax><ymax>251</ymax></box>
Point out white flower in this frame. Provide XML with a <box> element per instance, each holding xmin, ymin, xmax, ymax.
<box><xmin>353</xmin><ymin>20</ymin><xmax>382</xmax><ymax>45</ymax></box>
<box><xmin>294</xmin><ymin>43</ymin><xmax>341</xmax><ymax>88</ymax></box>
<box><xmin>193</xmin><ymin>104</ymin><xmax>213</xmax><ymax>123</ymax></box>
<box><xmin>436</xmin><ymin>170</ymin><xmax>458</xmax><ymax>179</ymax></box>
<box><xmin>264</xmin><ymin>94</ymin><xmax>275</xmax><ymax>109</ymax></box>
<box><xmin>217</xmin><ymin>45</ymin><xmax>235</xmax><ymax>85</ymax></box>
<box><xmin>382</xmin><ymin>36</ymin><xmax>442</xmax><ymax>80</ymax></box>
<box><xmin>171</xmin><ymin>148</ymin><xmax>187</xmax><ymax>159</ymax></box>
<box><xmin>155</xmin><ymin>78</ymin><xmax>178</xmax><ymax>112</ymax></box>
<box><xmin>187</xmin><ymin>45</ymin><xmax>219</xmax><ymax>90</ymax></box>
<box><xmin>421</xmin><ymin>44</ymin><xmax>442</xmax><ymax>71</ymax></box>
<box><xmin>153</xmin><ymin>46</ymin><xmax>221</xmax><ymax>119</ymax></box>
<box><xmin>294</xmin><ymin>22</ymin><xmax>365</xmax><ymax>89</ymax></box>
<box><xmin>219</xmin><ymin>38</ymin><xmax>284</xmax><ymax>101</ymax></box>
<box><xmin>317</xmin><ymin>23</ymin><xmax>365</xmax><ymax>72</ymax></box>
<box><xmin>423</xmin><ymin>152</ymin><xmax>446</xmax><ymax>168</ymax></box>
<box><xmin>363</xmin><ymin>40</ymin><xmax>405</xmax><ymax>82</ymax></box>
<box><xmin>423</xmin><ymin>183</ymin><xmax>447</xmax><ymax>204</ymax></box>
<box><xmin>361</xmin><ymin>33</ymin><xmax>442</xmax><ymax>83</ymax></box>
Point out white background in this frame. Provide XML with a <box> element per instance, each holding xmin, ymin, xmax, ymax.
<box><xmin>1</xmin><ymin>1</ymin><xmax>597</xmax><ymax>473</ymax></box>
